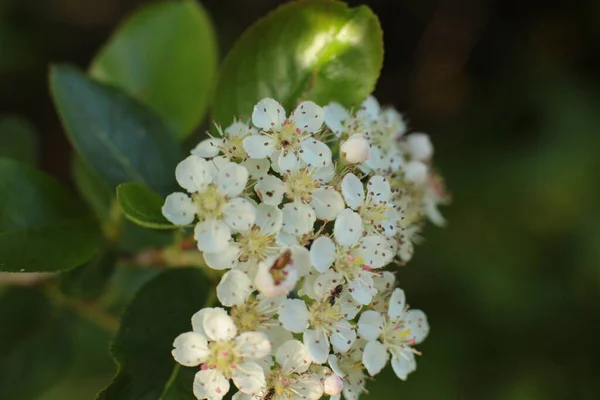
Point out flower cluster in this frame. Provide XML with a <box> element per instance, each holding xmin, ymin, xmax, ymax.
<box><xmin>164</xmin><ymin>96</ymin><xmax>449</xmax><ymax>400</ymax></box>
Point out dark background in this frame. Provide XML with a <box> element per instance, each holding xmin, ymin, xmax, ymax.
<box><xmin>1</xmin><ymin>0</ymin><xmax>599</xmax><ymax>399</ymax></box>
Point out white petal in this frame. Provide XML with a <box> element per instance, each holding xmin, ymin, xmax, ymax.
<box><xmin>403</xmin><ymin>160</ymin><xmax>428</xmax><ymax>185</ymax></box>
<box><xmin>309</xmin><ymin>236</ymin><xmax>336</xmax><ymax>273</ymax></box>
<box><xmin>311</xmin><ymin>188</ymin><xmax>344</xmax><ymax>220</ymax></box>
<box><xmin>405</xmin><ymin>309</ymin><xmax>429</xmax><ymax>344</ymax></box>
<box><xmin>348</xmin><ymin>271</ymin><xmax>376</xmax><ymax>305</ymax></box>
<box><xmin>281</xmin><ymin>202</ymin><xmax>316</xmax><ymax>236</ymax></box>
<box><xmin>194</xmin><ymin>369</ymin><xmax>230</xmax><ymax>400</ymax></box>
<box><xmin>312</xmin><ymin>163</ymin><xmax>335</xmax><ymax>183</ymax></box>
<box><xmin>279</xmin><ymin>299</ymin><xmax>309</xmax><ymax>333</ymax></box>
<box><xmin>338</xmin><ymin>293</ymin><xmax>362</xmax><ymax>320</ymax></box>
<box><xmin>261</xmin><ymin>325</ymin><xmax>293</xmax><ymax>351</ymax></box>
<box><xmin>290</xmin><ymin>245</ymin><xmax>311</xmax><ymax>277</ymax></box>
<box><xmin>357</xmin><ymin>310</ymin><xmax>384</xmax><ymax>341</ymax></box>
<box><xmin>303</xmin><ymin>328</ymin><xmax>330</xmax><ymax>363</ymax></box>
<box><xmin>334</xmin><ymin>209</ymin><xmax>363</xmax><ymax>247</ymax></box>
<box><xmin>390</xmin><ymin>348</ymin><xmax>417</xmax><ymax>380</ymax></box>
<box><xmin>191</xmin><ymin>307</ymin><xmax>215</xmax><ymax>335</ymax></box>
<box><xmin>367</xmin><ymin>175</ymin><xmax>391</xmax><ymax>203</ymax></box>
<box><xmin>255</xmin><ymin>175</ymin><xmax>285</xmax><ymax>206</ymax></box>
<box><xmin>277</xmin><ymin>149</ymin><xmax>300</xmax><ymax>173</ymax></box>
<box><xmin>323</xmin><ymin>374</ymin><xmax>344</xmax><ymax>397</ymax></box>
<box><xmin>388</xmin><ymin>288</ymin><xmax>406</xmax><ymax>321</ymax></box>
<box><xmin>357</xmin><ymin>95</ymin><xmax>380</xmax><ymax>121</ymax></box>
<box><xmin>256</xmin><ymin>203</ymin><xmax>283</xmax><ymax>235</ymax></box>
<box><xmin>330</xmin><ymin>319</ymin><xmax>356</xmax><ymax>353</ymax></box>
<box><xmin>252</xmin><ymin>98</ymin><xmax>286</xmax><ymax>131</ymax></box>
<box><xmin>162</xmin><ymin>192</ymin><xmax>196</xmax><ymax>226</ymax></box>
<box><xmin>289</xmin><ymin>375</ymin><xmax>324</xmax><ymax>400</ymax></box>
<box><xmin>290</xmin><ymin>101</ymin><xmax>324</xmax><ymax>133</ymax></box>
<box><xmin>216</xmin><ymin>162</ymin><xmax>249</xmax><ymax>197</ymax></box>
<box><xmin>176</xmin><ymin>155</ymin><xmax>213</xmax><ymax>193</ymax></box>
<box><xmin>405</xmin><ymin>132</ymin><xmax>433</xmax><ymax>161</ymax></box>
<box><xmin>362</xmin><ymin>340</ymin><xmax>388</xmax><ymax>376</ymax></box>
<box><xmin>373</xmin><ymin>271</ymin><xmax>396</xmax><ymax>293</ymax></box>
<box><xmin>242</xmin><ymin>158</ymin><xmax>270</xmax><ymax>179</ymax></box>
<box><xmin>328</xmin><ymin>354</ymin><xmax>345</xmax><ymax>378</ymax></box>
<box><xmin>243</xmin><ymin>134</ymin><xmax>275</xmax><ymax>159</ymax></box>
<box><xmin>276</xmin><ymin>339</ymin><xmax>311</xmax><ymax>375</ymax></box>
<box><xmin>225</xmin><ymin>121</ymin><xmax>253</xmax><ymax>137</ymax></box>
<box><xmin>223</xmin><ymin>198</ymin><xmax>256</xmax><ymax>233</ymax></box>
<box><xmin>234</xmin><ymin>331</ymin><xmax>271</xmax><ymax>359</ymax></box>
<box><xmin>203</xmin><ymin>243</ymin><xmax>240</xmax><ymax>270</ymax></box>
<box><xmin>232</xmin><ymin>392</ymin><xmax>253</xmax><ymax>400</ymax></box>
<box><xmin>232</xmin><ymin>361</ymin><xmax>266</xmax><ymax>395</ymax></box>
<box><xmin>359</xmin><ymin>235</ymin><xmax>394</xmax><ymax>269</ymax></box>
<box><xmin>203</xmin><ymin>308</ymin><xmax>237</xmax><ymax>342</ymax></box>
<box><xmin>300</xmin><ymin>138</ymin><xmax>332</xmax><ymax>167</ymax></box>
<box><xmin>195</xmin><ymin>219</ymin><xmax>232</xmax><ymax>252</ymax></box>
<box><xmin>217</xmin><ymin>270</ymin><xmax>252</xmax><ymax>307</ymax></box>
<box><xmin>192</xmin><ymin>137</ymin><xmax>221</xmax><ymax>158</ymax></box>
<box><xmin>424</xmin><ymin>196</ymin><xmax>447</xmax><ymax>227</ymax></box>
<box><xmin>341</xmin><ymin>173</ymin><xmax>365</xmax><ymax>209</ymax></box>
<box><xmin>323</xmin><ymin>102</ymin><xmax>349</xmax><ymax>134</ymax></box>
<box><xmin>210</xmin><ymin>156</ymin><xmax>229</xmax><ymax>173</ymax></box>
<box><xmin>382</xmin><ymin>108</ymin><xmax>406</xmax><ymax>137</ymax></box>
<box><xmin>172</xmin><ymin>332</ymin><xmax>209</xmax><ymax>366</ymax></box>
<box><xmin>276</xmin><ymin>231</ymin><xmax>299</xmax><ymax>247</ymax></box>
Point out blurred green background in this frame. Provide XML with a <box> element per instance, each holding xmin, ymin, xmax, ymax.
<box><xmin>1</xmin><ymin>0</ymin><xmax>599</xmax><ymax>399</ymax></box>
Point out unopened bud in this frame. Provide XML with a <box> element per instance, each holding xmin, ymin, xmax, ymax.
<box><xmin>403</xmin><ymin>160</ymin><xmax>428</xmax><ymax>185</ymax></box>
<box><xmin>323</xmin><ymin>374</ymin><xmax>344</xmax><ymax>396</ymax></box>
<box><xmin>405</xmin><ymin>133</ymin><xmax>433</xmax><ymax>161</ymax></box>
<box><xmin>341</xmin><ymin>134</ymin><xmax>370</xmax><ymax>164</ymax></box>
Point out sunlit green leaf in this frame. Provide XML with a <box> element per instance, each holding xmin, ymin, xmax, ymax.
<box><xmin>117</xmin><ymin>182</ymin><xmax>180</xmax><ymax>229</ymax></box>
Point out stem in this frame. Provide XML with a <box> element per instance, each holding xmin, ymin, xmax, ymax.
<box><xmin>43</xmin><ymin>285</ymin><xmax>119</xmax><ymax>335</ymax></box>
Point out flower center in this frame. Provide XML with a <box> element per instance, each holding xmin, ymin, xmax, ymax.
<box><xmin>221</xmin><ymin>135</ymin><xmax>247</xmax><ymax>160</ymax></box>
<box><xmin>230</xmin><ymin>298</ymin><xmax>269</xmax><ymax>332</ymax></box>
<box><xmin>275</xmin><ymin>119</ymin><xmax>303</xmax><ymax>151</ymax></box>
<box><xmin>381</xmin><ymin>320</ymin><xmax>413</xmax><ymax>350</ymax></box>
<box><xmin>359</xmin><ymin>198</ymin><xmax>393</xmax><ymax>233</ymax></box>
<box><xmin>308</xmin><ymin>301</ymin><xmax>344</xmax><ymax>332</ymax></box>
<box><xmin>266</xmin><ymin>369</ymin><xmax>298</xmax><ymax>398</ymax></box>
<box><xmin>333</xmin><ymin>250</ymin><xmax>365</xmax><ymax>280</ymax></box>
<box><xmin>236</xmin><ymin>226</ymin><xmax>278</xmax><ymax>262</ymax></box>
<box><xmin>204</xmin><ymin>340</ymin><xmax>240</xmax><ymax>378</ymax></box>
<box><xmin>192</xmin><ymin>185</ymin><xmax>226</xmax><ymax>220</ymax></box>
<box><xmin>284</xmin><ymin>168</ymin><xmax>320</xmax><ymax>203</ymax></box>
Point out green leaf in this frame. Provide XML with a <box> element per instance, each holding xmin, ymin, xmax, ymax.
<box><xmin>97</xmin><ymin>268</ymin><xmax>211</xmax><ymax>400</ymax></box>
<box><xmin>72</xmin><ymin>156</ymin><xmax>113</xmax><ymax>223</ymax></box>
<box><xmin>0</xmin><ymin>115</ymin><xmax>38</xmax><ymax>165</ymax></box>
<box><xmin>213</xmin><ymin>0</ymin><xmax>383</xmax><ymax>124</ymax></box>
<box><xmin>60</xmin><ymin>250</ymin><xmax>117</xmax><ymax>300</ymax></box>
<box><xmin>90</xmin><ymin>0</ymin><xmax>218</xmax><ymax>139</ymax></box>
<box><xmin>0</xmin><ymin>288</ymin><xmax>74</xmax><ymax>400</ymax></box>
<box><xmin>117</xmin><ymin>182</ymin><xmax>180</xmax><ymax>229</ymax></box>
<box><xmin>0</xmin><ymin>158</ymin><xmax>102</xmax><ymax>272</ymax></box>
<box><xmin>50</xmin><ymin>64</ymin><xmax>182</xmax><ymax>196</ymax></box>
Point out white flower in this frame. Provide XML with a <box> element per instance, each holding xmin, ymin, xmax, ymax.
<box><xmin>403</xmin><ymin>160</ymin><xmax>429</xmax><ymax>185</ymax></box>
<box><xmin>204</xmin><ymin>203</ymin><xmax>282</xmax><ymax>276</ymax></box>
<box><xmin>403</xmin><ymin>133</ymin><xmax>433</xmax><ymax>161</ymax></box>
<box><xmin>162</xmin><ymin>156</ymin><xmax>256</xmax><ymax>253</ymax></box>
<box><xmin>341</xmin><ymin>134</ymin><xmax>371</xmax><ymax>164</ymax></box>
<box><xmin>327</xmin><ymin>340</ymin><xmax>369</xmax><ymax>400</ymax></box>
<box><xmin>397</xmin><ymin>224</ymin><xmax>423</xmax><ymax>262</ymax></box>
<box><xmin>279</xmin><ymin>271</ymin><xmax>361</xmax><ymax>363</ymax></box>
<box><xmin>309</xmin><ymin>209</ymin><xmax>396</xmax><ymax>305</ymax></box>
<box><xmin>421</xmin><ymin>171</ymin><xmax>451</xmax><ymax>227</ymax></box>
<box><xmin>243</xmin><ymin>98</ymin><xmax>331</xmax><ymax>171</ymax></box>
<box><xmin>172</xmin><ymin>307</ymin><xmax>271</xmax><ymax>399</ymax></box>
<box><xmin>357</xmin><ymin>288</ymin><xmax>429</xmax><ymax>379</ymax></box>
<box><xmin>233</xmin><ymin>340</ymin><xmax>323</xmax><ymax>400</ymax></box>
<box><xmin>341</xmin><ymin>173</ymin><xmax>401</xmax><ymax>237</ymax></box>
<box><xmin>255</xmin><ymin>246</ymin><xmax>310</xmax><ymax>298</ymax></box>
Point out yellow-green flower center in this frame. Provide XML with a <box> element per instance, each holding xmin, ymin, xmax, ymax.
<box><xmin>309</xmin><ymin>301</ymin><xmax>344</xmax><ymax>332</ymax></box>
<box><xmin>205</xmin><ymin>340</ymin><xmax>240</xmax><ymax>378</ymax></box>
<box><xmin>236</xmin><ymin>226</ymin><xmax>278</xmax><ymax>262</ymax></box>
<box><xmin>192</xmin><ymin>185</ymin><xmax>227</xmax><ymax>220</ymax></box>
<box><xmin>285</xmin><ymin>168</ymin><xmax>320</xmax><ymax>203</ymax></box>
<box><xmin>230</xmin><ymin>298</ymin><xmax>269</xmax><ymax>332</ymax></box>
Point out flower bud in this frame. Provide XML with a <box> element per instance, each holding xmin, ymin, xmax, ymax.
<box><xmin>323</xmin><ymin>374</ymin><xmax>344</xmax><ymax>396</ymax></box>
<box><xmin>403</xmin><ymin>160</ymin><xmax>428</xmax><ymax>185</ymax></box>
<box><xmin>341</xmin><ymin>134</ymin><xmax>371</xmax><ymax>164</ymax></box>
<box><xmin>405</xmin><ymin>133</ymin><xmax>433</xmax><ymax>161</ymax></box>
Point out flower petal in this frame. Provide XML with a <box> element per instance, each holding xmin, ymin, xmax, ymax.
<box><xmin>359</xmin><ymin>235</ymin><xmax>394</xmax><ymax>269</ymax></box>
<box><xmin>366</xmin><ymin>175</ymin><xmax>391</xmax><ymax>203</ymax></box>
<box><xmin>357</xmin><ymin>95</ymin><xmax>380</xmax><ymax>121</ymax></box>
<box><xmin>362</xmin><ymin>340</ymin><xmax>388</xmax><ymax>376</ymax></box>
<box><xmin>256</xmin><ymin>203</ymin><xmax>283</xmax><ymax>235</ymax></box>
<box><xmin>176</xmin><ymin>155</ymin><xmax>213</xmax><ymax>193</ymax></box>
<box><xmin>217</xmin><ymin>269</ymin><xmax>252</xmax><ymax>307</ymax></box>
<box><xmin>232</xmin><ymin>361</ymin><xmax>266</xmax><ymax>395</ymax></box>
<box><xmin>162</xmin><ymin>192</ymin><xmax>196</xmax><ymax>226</ymax></box>
<box><xmin>255</xmin><ymin>175</ymin><xmax>285</xmax><ymax>206</ymax></box>
<box><xmin>203</xmin><ymin>308</ymin><xmax>237</xmax><ymax>342</ymax></box>
<box><xmin>330</xmin><ymin>319</ymin><xmax>356</xmax><ymax>353</ymax></box>
<box><xmin>217</xmin><ymin>162</ymin><xmax>249</xmax><ymax>197</ymax></box>
<box><xmin>323</xmin><ymin>102</ymin><xmax>349</xmax><ymax>135</ymax></box>
<box><xmin>195</xmin><ymin>219</ymin><xmax>232</xmax><ymax>252</ymax></box>
<box><xmin>290</xmin><ymin>101</ymin><xmax>324</xmax><ymax>133</ymax></box>
<box><xmin>252</xmin><ymin>98</ymin><xmax>286</xmax><ymax>131</ymax></box>
<box><xmin>192</xmin><ymin>137</ymin><xmax>222</xmax><ymax>158</ymax></box>
<box><xmin>194</xmin><ymin>369</ymin><xmax>230</xmax><ymax>400</ymax></box>
<box><xmin>300</xmin><ymin>138</ymin><xmax>332</xmax><ymax>167</ymax></box>
<box><xmin>311</xmin><ymin>188</ymin><xmax>344</xmax><ymax>221</ymax></box>
<box><xmin>405</xmin><ymin>309</ymin><xmax>429</xmax><ymax>344</ymax></box>
<box><xmin>275</xmin><ymin>339</ymin><xmax>311</xmax><ymax>375</ymax></box>
<box><xmin>203</xmin><ymin>243</ymin><xmax>241</xmax><ymax>270</ymax></box>
<box><xmin>403</xmin><ymin>160</ymin><xmax>428</xmax><ymax>185</ymax></box>
<box><xmin>309</xmin><ymin>236</ymin><xmax>336</xmax><ymax>273</ymax></box>
<box><xmin>172</xmin><ymin>331</ymin><xmax>209</xmax><ymax>366</ymax></box>
<box><xmin>279</xmin><ymin>299</ymin><xmax>309</xmax><ymax>333</ymax></box>
<box><xmin>223</xmin><ymin>198</ymin><xmax>256</xmax><ymax>233</ymax></box>
<box><xmin>357</xmin><ymin>310</ymin><xmax>384</xmax><ymax>341</ymax></box>
<box><xmin>405</xmin><ymin>132</ymin><xmax>433</xmax><ymax>161</ymax></box>
<box><xmin>334</xmin><ymin>209</ymin><xmax>363</xmax><ymax>247</ymax></box>
<box><xmin>243</xmin><ymin>134</ymin><xmax>275</xmax><ymax>159</ymax></box>
<box><xmin>341</xmin><ymin>173</ymin><xmax>365</xmax><ymax>209</ymax></box>
<box><xmin>278</xmin><ymin>150</ymin><xmax>300</xmax><ymax>172</ymax></box>
<box><xmin>261</xmin><ymin>325</ymin><xmax>293</xmax><ymax>351</ymax></box>
<box><xmin>348</xmin><ymin>271</ymin><xmax>376</xmax><ymax>305</ymax></box>
<box><xmin>242</xmin><ymin>158</ymin><xmax>270</xmax><ymax>179</ymax></box>
<box><xmin>234</xmin><ymin>331</ymin><xmax>271</xmax><ymax>359</ymax></box>
<box><xmin>281</xmin><ymin>201</ymin><xmax>316</xmax><ymax>236</ymax></box>
<box><xmin>303</xmin><ymin>328</ymin><xmax>330</xmax><ymax>363</ymax></box>
<box><xmin>390</xmin><ymin>347</ymin><xmax>417</xmax><ymax>380</ymax></box>
<box><xmin>388</xmin><ymin>288</ymin><xmax>406</xmax><ymax>321</ymax></box>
